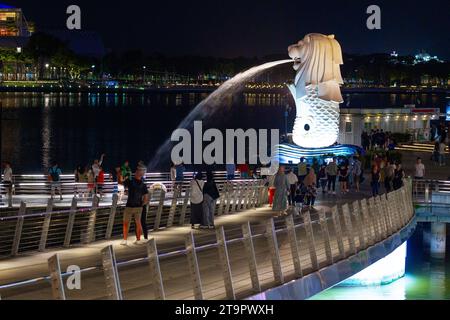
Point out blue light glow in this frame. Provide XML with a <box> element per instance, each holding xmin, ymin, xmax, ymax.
<box><xmin>276</xmin><ymin>143</ymin><xmax>363</xmax><ymax>164</ymax></box>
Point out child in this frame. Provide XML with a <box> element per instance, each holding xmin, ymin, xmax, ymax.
<box><xmin>293</xmin><ymin>182</ymin><xmax>307</xmax><ymax>213</ymax></box>
<box><xmin>306</xmin><ymin>182</ymin><xmax>318</xmax><ymax>209</ymax></box>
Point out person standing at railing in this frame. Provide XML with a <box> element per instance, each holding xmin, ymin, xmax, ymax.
<box><xmin>137</xmin><ymin>160</ymin><xmax>149</xmax><ymax>239</ymax></box>
<box><xmin>92</xmin><ymin>153</ymin><xmax>105</xmax><ymax>195</ymax></box>
<box><xmin>393</xmin><ymin>162</ymin><xmax>405</xmax><ymax>190</ymax></box>
<box><xmin>326</xmin><ymin>158</ymin><xmax>338</xmax><ymax>195</ymax></box>
<box><xmin>2</xmin><ymin>161</ymin><xmax>13</xmax><ymax>207</ymax></box>
<box><xmin>175</xmin><ymin>162</ymin><xmax>185</xmax><ymax>184</ymax></box>
<box><xmin>286</xmin><ymin>168</ymin><xmax>298</xmax><ymax>206</ymax></box>
<box><xmin>202</xmin><ymin>170</ymin><xmax>220</xmax><ymax>229</ymax></box>
<box><xmin>74</xmin><ymin>165</ymin><xmax>83</xmax><ymax>198</ymax></box>
<box><xmin>97</xmin><ymin>166</ymin><xmax>105</xmax><ymax>199</ymax></box>
<box><xmin>121</xmin><ymin>160</ymin><xmax>132</xmax><ymax>195</ymax></box>
<box><xmin>121</xmin><ymin>167</ymin><xmax>149</xmax><ymax>246</ymax></box>
<box><xmin>48</xmin><ymin>162</ymin><xmax>63</xmax><ymax>200</ymax></box>
<box><xmin>370</xmin><ymin>166</ymin><xmax>381</xmax><ymax>196</ymax></box>
<box><xmin>272</xmin><ymin>166</ymin><xmax>290</xmax><ymax>216</ymax></box>
<box><xmin>190</xmin><ymin>172</ymin><xmax>205</xmax><ymax>229</ymax></box>
<box><xmin>384</xmin><ymin>160</ymin><xmax>395</xmax><ymax>193</ymax></box>
<box><xmin>170</xmin><ymin>161</ymin><xmax>177</xmax><ymax>185</ymax></box>
<box><xmin>414</xmin><ymin>157</ymin><xmax>425</xmax><ymax>194</ymax></box>
<box><xmin>226</xmin><ymin>162</ymin><xmax>236</xmax><ymax>180</ymax></box>
<box><xmin>113</xmin><ymin>167</ymin><xmax>125</xmax><ymax>202</ymax></box>
<box><xmin>86</xmin><ymin>168</ymin><xmax>95</xmax><ymax>198</ymax></box>
<box><xmin>352</xmin><ymin>156</ymin><xmax>362</xmax><ymax>192</ymax></box>
<box><xmin>267</xmin><ymin>173</ymin><xmax>276</xmax><ymax>207</ymax></box>
<box><xmin>304</xmin><ymin>168</ymin><xmax>317</xmax><ymax>209</ymax></box>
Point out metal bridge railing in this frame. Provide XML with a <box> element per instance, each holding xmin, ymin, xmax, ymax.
<box><xmin>0</xmin><ymin>178</ymin><xmax>266</xmax><ymax>258</ymax></box>
<box><xmin>411</xmin><ymin>179</ymin><xmax>450</xmax><ymax>203</ymax></box>
<box><xmin>0</xmin><ymin>180</ymin><xmax>414</xmax><ymax>300</ymax></box>
<box><xmin>0</xmin><ymin>170</ymin><xmax>241</xmax><ymax>198</ymax></box>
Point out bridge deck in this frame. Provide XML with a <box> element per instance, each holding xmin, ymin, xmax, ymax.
<box><xmin>0</xmin><ymin>190</ymin><xmax>372</xmax><ymax>300</ymax></box>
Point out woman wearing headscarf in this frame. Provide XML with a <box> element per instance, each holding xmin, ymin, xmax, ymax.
<box><xmin>190</xmin><ymin>172</ymin><xmax>205</xmax><ymax>229</ymax></box>
<box><xmin>272</xmin><ymin>166</ymin><xmax>290</xmax><ymax>215</ymax></box>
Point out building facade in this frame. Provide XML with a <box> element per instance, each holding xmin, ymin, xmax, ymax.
<box><xmin>338</xmin><ymin>107</ymin><xmax>442</xmax><ymax>146</ymax></box>
<box><xmin>0</xmin><ymin>4</ymin><xmax>33</xmax><ymax>37</ymax></box>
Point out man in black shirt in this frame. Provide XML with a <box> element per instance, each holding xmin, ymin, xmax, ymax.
<box><xmin>121</xmin><ymin>168</ymin><xmax>149</xmax><ymax>245</ymax></box>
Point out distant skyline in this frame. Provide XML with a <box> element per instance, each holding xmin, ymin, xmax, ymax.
<box><xmin>5</xmin><ymin>0</ymin><xmax>450</xmax><ymax>59</ymax></box>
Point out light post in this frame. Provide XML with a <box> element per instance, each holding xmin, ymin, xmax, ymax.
<box><xmin>45</xmin><ymin>63</ymin><xmax>49</xmax><ymax>80</ymax></box>
<box><xmin>91</xmin><ymin>65</ymin><xmax>96</xmax><ymax>81</ymax></box>
<box><xmin>143</xmin><ymin>66</ymin><xmax>146</xmax><ymax>84</ymax></box>
<box><xmin>16</xmin><ymin>47</ymin><xmax>21</xmax><ymax>81</ymax></box>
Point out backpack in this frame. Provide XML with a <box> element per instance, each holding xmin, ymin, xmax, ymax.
<box><xmin>49</xmin><ymin>168</ymin><xmax>60</xmax><ymax>182</ymax></box>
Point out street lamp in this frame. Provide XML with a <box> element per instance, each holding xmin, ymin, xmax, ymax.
<box><xmin>143</xmin><ymin>66</ymin><xmax>146</xmax><ymax>84</ymax></box>
<box><xmin>15</xmin><ymin>47</ymin><xmax>22</xmax><ymax>80</ymax></box>
<box><xmin>45</xmin><ymin>63</ymin><xmax>49</xmax><ymax>80</ymax></box>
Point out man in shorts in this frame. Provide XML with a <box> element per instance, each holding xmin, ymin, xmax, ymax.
<box><xmin>121</xmin><ymin>167</ymin><xmax>149</xmax><ymax>246</ymax></box>
<box><xmin>48</xmin><ymin>162</ymin><xmax>63</xmax><ymax>200</ymax></box>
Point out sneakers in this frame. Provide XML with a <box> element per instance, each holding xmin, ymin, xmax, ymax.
<box><xmin>199</xmin><ymin>225</ymin><xmax>209</xmax><ymax>229</ymax></box>
<box><xmin>208</xmin><ymin>225</ymin><xmax>215</xmax><ymax>229</ymax></box>
<box><xmin>134</xmin><ymin>239</ymin><xmax>146</xmax><ymax>245</ymax></box>
<box><xmin>120</xmin><ymin>240</ymin><xmax>128</xmax><ymax>246</ymax></box>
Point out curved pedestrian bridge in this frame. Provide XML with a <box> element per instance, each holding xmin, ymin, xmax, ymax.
<box><xmin>0</xmin><ymin>179</ymin><xmax>415</xmax><ymax>300</ymax></box>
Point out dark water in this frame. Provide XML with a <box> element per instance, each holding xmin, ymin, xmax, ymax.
<box><xmin>0</xmin><ymin>91</ymin><xmax>447</xmax><ymax>173</ymax></box>
<box><xmin>311</xmin><ymin>223</ymin><xmax>450</xmax><ymax>300</ymax></box>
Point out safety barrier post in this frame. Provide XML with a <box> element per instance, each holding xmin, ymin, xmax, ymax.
<box><xmin>303</xmin><ymin>211</ymin><xmax>319</xmax><ymax>271</ymax></box>
<box><xmin>105</xmin><ymin>193</ymin><xmax>119</xmax><ymax>239</ymax></box>
<box><xmin>85</xmin><ymin>195</ymin><xmax>99</xmax><ymax>244</ymax></box>
<box><xmin>265</xmin><ymin>218</ymin><xmax>284</xmax><ymax>284</ymax></box>
<box><xmin>242</xmin><ymin>221</ymin><xmax>261</xmax><ymax>292</ymax></box>
<box><xmin>331</xmin><ymin>205</ymin><xmax>345</xmax><ymax>260</ymax></box>
<box><xmin>101</xmin><ymin>245</ymin><xmax>123</xmax><ymax>300</ymax></box>
<box><xmin>341</xmin><ymin>203</ymin><xmax>356</xmax><ymax>256</ymax></box>
<box><xmin>39</xmin><ymin>198</ymin><xmax>54</xmax><ymax>251</ymax></box>
<box><xmin>360</xmin><ymin>198</ymin><xmax>374</xmax><ymax>244</ymax></box>
<box><xmin>351</xmin><ymin>200</ymin><xmax>366</xmax><ymax>250</ymax></box>
<box><xmin>63</xmin><ymin>197</ymin><xmax>77</xmax><ymax>247</ymax></box>
<box><xmin>154</xmin><ymin>190</ymin><xmax>166</xmax><ymax>230</ymax></box>
<box><xmin>147</xmin><ymin>238</ymin><xmax>165</xmax><ymax>300</ymax></box>
<box><xmin>11</xmin><ymin>201</ymin><xmax>26</xmax><ymax>256</ymax></box>
<box><xmin>185</xmin><ymin>231</ymin><xmax>204</xmax><ymax>300</ymax></box>
<box><xmin>285</xmin><ymin>214</ymin><xmax>303</xmax><ymax>277</ymax></box>
<box><xmin>216</xmin><ymin>226</ymin><xmax>236</xmax><ymax>299</ymax></box>
<box><xmin>318</xmin><ymin>209</ymin><xmax>333</xmax><ymax>264</ymax></box>
<box><xmin>167</xmin><ymin>185</ymin><xmax>180</xmax><ymax>227</ymax></box>
<box><xmin>48</xmin><ymin>254</ymin><xmax>66</xmax><ymax>300</ymax></box>
<box><xmin>179</xmin><ymin>188</ymin><xmax>190</xmax><ymax>225</ymax></box>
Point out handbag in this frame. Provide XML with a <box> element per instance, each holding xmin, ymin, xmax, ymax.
<box><xmin>194</xmin><ymin>179</ymin><xmax>204</xmax><ymax>203</ymax></box>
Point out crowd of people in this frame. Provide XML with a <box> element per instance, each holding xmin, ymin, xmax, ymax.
<box><xmin>361</xmin><ymin>129</ymin><xmax>397</xmax><ymax>151</ymax></box>
<box><xmin>265</xmin><ymin>152</ymin><xmax>414</xmax><ymax>216</ymax></box>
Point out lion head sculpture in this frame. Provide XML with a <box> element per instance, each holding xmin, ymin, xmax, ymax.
<box><xmin>288</xmin><ymin>33</ymin><xmax>343</xmax><ymax>103</ymax></box>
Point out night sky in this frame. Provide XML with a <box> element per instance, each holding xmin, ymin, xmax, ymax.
<box><xmin>7</xmin><ymin>0</ymin><xmax>450</xmax><ymax>59</ymax></box>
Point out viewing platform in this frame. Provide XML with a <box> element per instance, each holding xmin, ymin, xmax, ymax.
<box><xmin>0</xmin><ymin>177</ymin><xmax>424</xmax><ymax>300</ymax></box>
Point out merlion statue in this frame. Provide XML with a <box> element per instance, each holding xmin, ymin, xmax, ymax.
<box><xmin>287</xmin><ymin>33</ymin><xmax>344</xmax><ymax>148</ymax></box>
